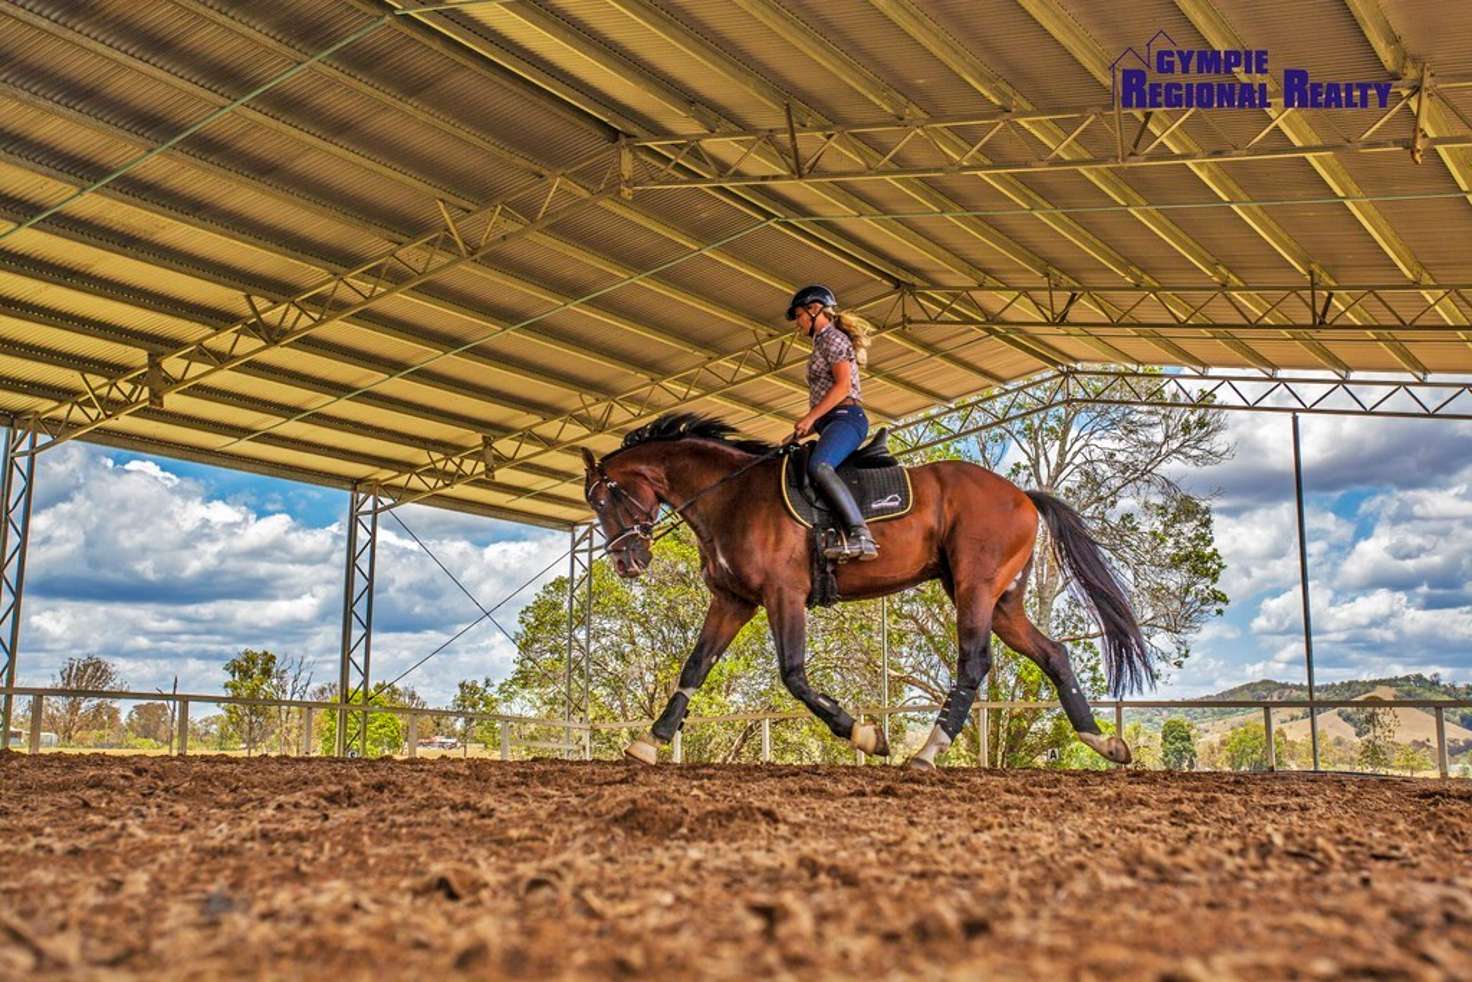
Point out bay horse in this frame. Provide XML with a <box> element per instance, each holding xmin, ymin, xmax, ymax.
<box><xmin>580</xmin><ymin>413</ymin><xmax>1150</xmax><ymax>769</ymax></box>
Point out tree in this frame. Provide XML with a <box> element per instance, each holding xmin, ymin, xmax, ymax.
<box><xmin>44</xmin><ymin>656</ymin><xmax>124</xmax><ymax>745</ymax></box>
<box><xmin>451</xmin><ymin>677</ymin><xmax>500</xmax><ymax>747</ymax></box>
<box><xmin>1393</xmin><ymin>742</ymin><xmax>1433</xmax><ymax>776</ymax></box>
<box><xmin>313</xmin><ymin>683</ymin><xmax>408</xmax><ymax>758</ymax></box>
<box><xmin>223</xmin><ymin>649</ymin><xmax>280</xmax><ymax>755</ymax></box>
<box><xmin>126</xmin><ymin>702</ymin><xmax>173</xmax><ymax>744</ymax></box>
<box><xmin>1222</xmin><ymin>722</ymin><xmax>1287</xmax><ymax>772</ymax></box>
<box><xmin>270</xmin><ymin>653</ymin><xmax>313</xmax><ymax>755</ymax></box>
<box><xmin>1161</xmin><ymin>718</ymin><xmax>1197</xmax><ymax>771</ymax></box>
<box><xmin>1356</xmin><ymin>704</ymin><xmax>1398</xmax><ymax>773</ymax></box>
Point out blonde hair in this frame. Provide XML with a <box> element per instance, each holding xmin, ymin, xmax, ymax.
<box><xmin>829</xmin><ymin>309</ymin><xmax>872</xmax><ymax>368</ymax></box>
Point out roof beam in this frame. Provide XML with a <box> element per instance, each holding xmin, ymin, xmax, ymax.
<box><xmin>867</xmin><ymin>0</ymin><xmax>1346</xmax><ymax>376</ymax></box>
<box><xmin>417</xmin><ymin>0</ymin><xmax>1070</xmax><ymax>382</ymax></box>
<box><xmin>1017</xmin><ymin>0</ymin><xmax>1431</xmax><ymax>377</ymax></box>
<box><xmin>1172</xmin><ymin>0</ymin><xmax>1471</xmax><ymax>374</ymax></box>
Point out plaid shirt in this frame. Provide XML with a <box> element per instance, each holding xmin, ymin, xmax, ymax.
<box><xmin>806</xmin><ymin>326</ymin><xmax>862</xmax><ymax>409</ymax></box>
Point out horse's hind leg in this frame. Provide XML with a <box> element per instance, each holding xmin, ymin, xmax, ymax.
<box><xmin>767</xmin><ymin>592</ymin><xmax>888</xmax><ymax>757</ymax></box>
<box><xmin>991</xmin><ymin>580</ymin><xmax>1131</xmax><ymax>765</ymax></box>
<box><xmin>906</xmin><ymin>587</ymin><xmax>993</xmax><ymax>770</ymax></box>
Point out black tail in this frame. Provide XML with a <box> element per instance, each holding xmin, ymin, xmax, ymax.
<box><xmin>1026</xmin><ymin>491</ymin><xmax>1154</xmax><ymax>697</ymax></box>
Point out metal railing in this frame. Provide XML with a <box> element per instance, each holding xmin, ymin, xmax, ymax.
<box><xmin>0</xmin><ymin>685</ymin><xmax>590</xmax><ymax>760</ymax></box>
<box><xmin>4</xmin><ymin>687</ymin><xmax>1467</xmax><ymax>777</ymax></box>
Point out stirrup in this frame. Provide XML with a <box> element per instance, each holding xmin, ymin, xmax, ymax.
<box><xmin>822</xmin><ymin>527</ymin><xmax>879</xmax><ymax>563</ymax></box>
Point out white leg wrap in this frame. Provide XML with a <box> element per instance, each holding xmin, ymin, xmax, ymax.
<box><xmin>912</xmin><ymin>724</ymin><xmax>952</xmax><ymax>766</ymax></box>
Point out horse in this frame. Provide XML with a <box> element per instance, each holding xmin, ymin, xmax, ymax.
<box><xmin>580</xmin><ymin>412</ymin><xmax>1151</xmax><ymax>769</ymax></box>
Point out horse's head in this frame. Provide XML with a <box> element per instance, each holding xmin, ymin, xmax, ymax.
<box><xmin>580</xmin><ymin>447</ymin><xmax>657</xmax><ymax>578</ymax></box>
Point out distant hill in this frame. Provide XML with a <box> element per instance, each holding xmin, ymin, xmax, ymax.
<box><xmin>1132</xmin><ymin>673</ymin><xmax>1472</xmax><ymax>736</ymax></box>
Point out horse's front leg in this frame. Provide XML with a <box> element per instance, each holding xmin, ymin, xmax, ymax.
<box><xmin>625</xmin><ymin>590</ymin><xmax>756</xmax><ymax>764</ymax></box>
<box><xmin>767</xmin><ymin>592</ymin><xmax>889</xmax><ymax>758</ymax></box>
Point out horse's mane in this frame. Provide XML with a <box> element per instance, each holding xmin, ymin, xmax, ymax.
<box><xmin>607</xmin><ymin>412</ymin><xmax>775</xmax><ymax>460</ymax></box>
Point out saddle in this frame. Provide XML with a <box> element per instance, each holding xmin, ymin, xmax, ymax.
<box><xmin>780</xmin><ymin>429</ymin><xmax>913</xmax><ymax>609</ymax></box>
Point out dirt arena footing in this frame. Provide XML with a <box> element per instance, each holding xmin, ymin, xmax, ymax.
<box><xmin>1</xmin><ymin>754</ymin><xmax>1469</xmax><ymax>979</ymax></box>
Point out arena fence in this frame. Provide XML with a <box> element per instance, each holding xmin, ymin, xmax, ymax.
<box><xmin>3</xmin><ymin>686</ymin><xmax>1468</xmax><ymax>778</ymax></box>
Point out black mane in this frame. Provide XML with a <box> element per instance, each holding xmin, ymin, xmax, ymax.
<box><xmin>609</xmin><ymin>412</ymin><xmax>775</xmax><ymax>459</ymax></box>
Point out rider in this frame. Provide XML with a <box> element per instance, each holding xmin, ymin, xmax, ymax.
<box><xmin>787</xmin><ymin>284</ymin><xmax>879</xmax><ymax>563</ymax></box>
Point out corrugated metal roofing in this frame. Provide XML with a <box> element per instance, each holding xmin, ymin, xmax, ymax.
<box><xmin>1</xmin><ymin>0</ymin><xmax>1470</xmax><ymax>527</ymax></box>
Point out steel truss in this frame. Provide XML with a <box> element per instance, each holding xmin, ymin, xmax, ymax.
<box><xmin>337</xmin><ymin>486</ymin><xmax>379</xmax><ymax>757</ymax></box>
<box><xmin>17</xmin><ymin>138</ymin><xmax>663</xmax><ymax>455</ymax></box>
<box><xmin>0</xmin><ymin>420</ymin><xmax>36</xmax><ymax>748</ymax></box>
<box><xmin>624</xmin><ymin>76</ymin><xmax>1472</xmax><ymax>191</ymax></box>
<box><xmin>566</xmin><ymin>524</ymin><xmax>595</xmax><ymax>760</ymax></box>
<box><xmin>891</xmin><ymin>369</ymin><xmax>1472</xmax><ymax>455</ymax></box>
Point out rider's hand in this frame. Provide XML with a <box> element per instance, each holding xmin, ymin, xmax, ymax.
<box><xmin>792</xmin><ymin>415</ymin><xmax>815</xmax><ymax>440</ymax></box>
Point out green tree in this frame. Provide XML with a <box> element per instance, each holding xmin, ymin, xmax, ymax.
<box><xmin>1393</xmin><ymin>742</ymin><xmax>1433</xmax><ymax>776</ymax></box>
<box><xmin>1161</xmin><ymin>718</ymin><xmax>1197</xmax><ymax>771</ymax></box>
<box><xmin>1356</xmin><ymin>704</ymin><xmax>1398</xmax><ymax>773</ymax></box>
<box><xmin>313</xmin><ymin>684</ymin><xmax>407</xmax><ymax>758</ymax></box>
<box><xmin>451</xmin><ymin>677</ymin><xmax>500</xmax><ymax>747</ymax></box>
<box><xmin>1222</xmin><ymin>722</ymin><xmax>1287</xmax><ymax>772</ymax></box>
<box><xmin>223</xmin><ymin>649</ymin><xmax>279</xmax><ymax>755</ymax></box>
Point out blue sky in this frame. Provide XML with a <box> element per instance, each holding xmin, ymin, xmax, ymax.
<box><xmin>10</xmin><ymin>391</ymin><xmax>1472</xmax><ymax>708</ymax></box>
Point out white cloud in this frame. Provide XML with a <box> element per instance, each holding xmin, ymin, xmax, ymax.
<box><xmin>15</xmin><ymin>445</ymin><xmax>566</xmax><ymax>705</ymax></box>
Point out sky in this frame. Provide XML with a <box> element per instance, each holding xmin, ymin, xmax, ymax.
<box><xmin>8</xmin><ymin>380</ymin><xmax>1472</xmax><ymax>708</ymax></box>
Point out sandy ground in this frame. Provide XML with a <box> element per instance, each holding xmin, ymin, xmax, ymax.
<box><xmin>1</xmin><ymin>754</ymin><xmax>1470</xmax><ymax>980</ymax></box>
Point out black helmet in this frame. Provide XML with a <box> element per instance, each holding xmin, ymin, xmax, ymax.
<box><xmin>785</xmin><ymin>284</ymin><xmax>838</xmax><ymax>320</ymax></box>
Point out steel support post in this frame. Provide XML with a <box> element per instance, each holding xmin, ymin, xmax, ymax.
<box><xmin>176</xmin><ymin>698</ymin><xmax>189</xmax><ymax>756</ymax></box>
<box><xmin>301</xmin><ymin>707</ymin><xmax>314</xmax><ymax>756</ymax></box>
<box><xmin>566</xmin><ymin>523</ymin><xmax>594</xmax><ymax>760</ymax></box>
<box><xmin>880</xmin><ymin>596</ymin><xmax>890</xmax><ymax>747</ymax></box>
<box><xmin>27</xmin><ymin>693</ymin><xmax>42</xmax><ymax>754</ymax></box>
<box><xmin>1264</xmin><ymin>706</ymin><xmax>1277</xmax><ymax>771</ymax></box>
<box><xmin>0</xmin><ymin>421</ymin><xmax>37</xmax><ymax>749</ymax></box>
<box><xmin>337</xmin><ymin>486</ymin><xmax>379</xmax><ymax>757</ymax></box>
<box><xmin>761</xmin><ymin>717</ymin><xmax>771</xmax><ymax>763</ymax></box>
<box><xmin>1291</xmin><ymin>415</ymin><xmax>1321</xmax><ymax>771</ymax></box>
<box><xmin>1435</xmin><ymin>707</ymin><xmax>1449</xmax><ymax>779</ymax></box>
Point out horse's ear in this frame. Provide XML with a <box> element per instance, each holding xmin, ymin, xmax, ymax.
<box><xmin>579</xmin><ymin>446</ymin><xmax>597</xmax><ymax>472</ymax></box>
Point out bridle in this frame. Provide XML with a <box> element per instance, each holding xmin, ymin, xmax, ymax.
<box><xmin>586</xmin><ymin>443</ymin><xmax>796</xmax><ymax>561</ymax></box>
<box><xmin>586</xmin><ymin>467</ymin><xmax>657</xmax><ymax>553</ymax></box>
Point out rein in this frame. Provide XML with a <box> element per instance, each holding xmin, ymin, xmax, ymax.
<box><xmin>591</xmin><ymin>442</ymin><xmax>797</xmax><ymax>554</ymax></box>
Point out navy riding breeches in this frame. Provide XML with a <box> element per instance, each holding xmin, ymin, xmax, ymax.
<box><xmin>806</xmin><ymin>403</ymin><xmax>868</xmax><ymax>479</ymax></box>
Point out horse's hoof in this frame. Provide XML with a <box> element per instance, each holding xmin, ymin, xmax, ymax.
<box><xmin>623</xmin><ymin>736</ymin><xmax>659</xmax><ymax>765</ymax></box>
<box><xmin>1079</xmin><ymin>731</ymin><xmax>1132</xmax><ymax>765</ymax></box>
<box><xmin>904</xmin><ymin>756</ymin><xmax>936</xmax><ymax>771</ymax></box>
<box><xmin>850</xmin><ymin>722</ymin><xmax>889</xmax><ymax>757</ymax></box>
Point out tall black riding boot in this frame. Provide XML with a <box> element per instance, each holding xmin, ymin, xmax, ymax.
<box><xmin>810</xmin><ymin>463</ymin><xmax>879</xmax><ymax>562</ymax></box>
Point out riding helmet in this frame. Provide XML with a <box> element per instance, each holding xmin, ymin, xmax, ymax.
<box><xmin>785</xmin><ymin>284</ymin><xmax>838</xmax><ymax>320</ymax></box>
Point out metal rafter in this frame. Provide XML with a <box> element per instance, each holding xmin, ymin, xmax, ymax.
<box><xmin>892</xmin><ymin>369</ymin><xmax>1472</xmax><ymax>455</ymax></box>
<box><xmin>1019</xmin><ymin>0</ymin><xmax>1455</xmax><ymax>375</ymax></box>
<box><xmin>702</xmin><ymin>0</ymin><xmax>1293</xmax><ymax>372</ymax></box>
<box><xmin>14</xmin><ymin>150</ymin><xmax>625</xmax><ymax>453</ymax></box>
<box><xmin>1172</xmin><ymin>0</ymin><xmax>1472</xmax><ymax>364</ymax></box>
<box><xmin>408</xmin><ymin>0</ymin><xmax>1073</xmax><ymax>385</ymax></box>
<box><xmin>865</xmin><ymin>0</ymin><xmax>1349</xmax><ymax>376</ymax></box>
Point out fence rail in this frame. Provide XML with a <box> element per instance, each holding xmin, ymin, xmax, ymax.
<box><xmin>3</xmin><ymin>687</ymin><xmax>1467</xmax><ymax>777</ymax></box>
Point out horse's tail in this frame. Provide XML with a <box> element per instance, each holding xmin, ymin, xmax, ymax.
<box><xmin>1025</xmin><ymin>490</ymin><xmax>1154</xmax><ymax>698</ymax></box>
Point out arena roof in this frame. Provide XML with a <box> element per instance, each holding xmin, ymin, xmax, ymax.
<box><xmin>1</xmin><ymin>0</ymin><xmax>1471</xmax><ymax>527</ymax></box>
